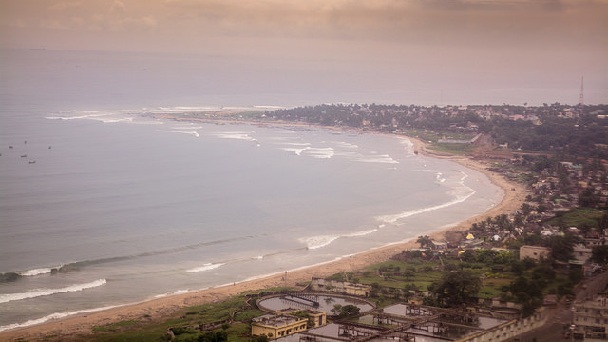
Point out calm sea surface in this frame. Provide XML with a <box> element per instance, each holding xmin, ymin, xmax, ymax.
<box><xmin>0</xmin><ymin>49</ymin><xmax>503</xmax><ymax>330</ymax></box>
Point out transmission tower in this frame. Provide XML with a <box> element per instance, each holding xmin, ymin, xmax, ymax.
<box><xmin>578</xmin><ymin>76</ymin><xmax>584</xmax><ymax>119</ymax></box>
<box><xmin>579</xmin><ymin>76</ymin><xmax>584</xmax><ymax>107</ymax></box>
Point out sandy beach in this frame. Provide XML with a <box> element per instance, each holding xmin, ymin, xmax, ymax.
<box><xmin>1</xmin><ymin>129</ymin><xmax>527</xmax><ymax>341</ymax></box>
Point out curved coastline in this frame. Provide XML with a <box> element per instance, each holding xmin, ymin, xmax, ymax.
<box><xmin>0</xmin><ymin>125</ymin><xmax>527</xmax><ymax>341</ymax></box>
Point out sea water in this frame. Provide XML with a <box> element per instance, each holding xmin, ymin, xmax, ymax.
<box><xmin>0</xmin><ymin>49</ymin><xmax>503</xmax><ymax>331</ymax></box>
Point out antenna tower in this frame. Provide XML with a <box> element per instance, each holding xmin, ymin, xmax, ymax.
<box><xmin>579</xmin><ymin>76</ymin><xmax>584</xmax><ymax>107</ymax></box>
<box><xmin>577</xmin><ymin>76</ymin><xmax>584</xmax><ymax>120</ymax></box>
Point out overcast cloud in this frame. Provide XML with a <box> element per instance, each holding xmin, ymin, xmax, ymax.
<box><xmin>1</xmin><ymin>0</ymin><xmax>606</xmax><ymax>104</ymax></box>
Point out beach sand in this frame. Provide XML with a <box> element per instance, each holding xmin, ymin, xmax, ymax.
<box><xmin>1</xmin><ymin>131</ymin><xmax>527</xmax><ymax>341</ymax></box>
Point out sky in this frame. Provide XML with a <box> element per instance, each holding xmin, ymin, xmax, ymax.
<box><xmin>1</xmin><ymin>0</ymin><xmax>607</xmax><ymax>105</ymax></box>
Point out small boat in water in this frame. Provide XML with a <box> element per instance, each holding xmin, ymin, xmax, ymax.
<box><xmin>21</xmin><ymin>154</ymin><xmax>27</xmax><ymax>158</ymax></box>
<box><xmin>28</xmin><ymin>160</ymin><xmax>36</xmax><ymax>164</ymax></box>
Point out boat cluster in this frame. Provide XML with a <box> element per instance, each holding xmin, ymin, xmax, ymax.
<box><xmin>1</xmin><ymin>140</ymin><xmax>52</xmax><ymax>165</ymax></box>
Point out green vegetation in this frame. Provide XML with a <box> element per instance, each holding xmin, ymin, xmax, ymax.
<box><xmin>429</xmin><ymin>270</ymin><xmax>481</xmax><ymax>307</ymax></box>
<box><xmin>329</xmin><ymin>249</ymin><xmax>577</xmax><ymax>317</ymax></box>
<box><xmin>431</xmin><ymin>142</ymin><xmax>474</xmax><ymax>155</ymax></box>
<box><xmin>87</xmin><ymin>291</ymin><xmax>272</xmax><ymax>342</ymax></box>
<box><xmin>92</xmin><ymin>320</ymin><xmax>139</xmax><ymax>333</ymax></box>
<box><xmin>331</xmin><ymin>304</ymin><xmax>361</xmax><ymax>318</ymax></box>
<box><xmin>260</xmin><ymin>103</ymin><xmax>608</xmax><ymax>159</ymax></box>
<box><xmin>547</xmin><ymin>208</ymin><xmax>607</xmax><ymax>230</ymax></box>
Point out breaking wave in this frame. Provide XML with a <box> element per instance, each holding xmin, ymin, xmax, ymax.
<box><xmin>3</xmin><ymin>236</ymin><xmax>257</xmax><ymax>278</ymax></box>
<box><xmin>186</xmin><ymin>263</ymin><xmax>225</xmax><ymax>273</ymax></box>
<box><xmin>0</xmin><ymin>279</ymin><xmax>107</xmax><ymax>304</ymax></box>
<box><xmin>377</xmin><ymin>172</ymin><xmax>475</xmax><ymax>224</ymax></box>
<box><xmin>0</xmin><ymin>304</ymin><xmax>123</xmax><ymax>333</ymax></box>
<box><xmin>300</xmin><ymin>229</ymin><xmax>377</xmax><ymax>250</ymax></box>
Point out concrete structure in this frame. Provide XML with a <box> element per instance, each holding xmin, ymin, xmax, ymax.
<box><xmin>572</xmin><ymin>243</ymin><xmax>593</xmax><ymax>264</ymax></box>
<box><xmin>251</xmin><ymin>313</ymin><xmax>308</xmax><ymax>340</ymax></box>
<box><xmin>573</xmin><ymin>293</ymin><xmax>608</xmax><ymax>339</ymax></box>
<box><xmin>458</xmin><ymin>309</ymin><xmax>547</xmax><ymax>342</ymax></box>
<box><xmin>306</xmin><ymin>311</ymin><xmax>327</xmax><ymax>328</ymax></box>
<box><xmin>310</xmin><ymin>278</ymin><xmax>372</xmax><ymax>297</ymax></box>
<box><xmin>519</xmin><ymin>245</ymin><xmax>551</xmax><ymax>261</ymax></box>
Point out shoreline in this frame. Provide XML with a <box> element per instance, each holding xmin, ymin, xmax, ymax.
<box><xmin>0</xmin><ymin>121</ymin><xmax>527</xmax><ymax>341</ymax></box>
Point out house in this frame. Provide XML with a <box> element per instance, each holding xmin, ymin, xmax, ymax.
<box><xmin>431</xmin><ymin>240</ymin><xmax>447</xmax><ymax>250</ymax></box>
<box><xmin>251</xmin><ymin>314</ymin><xmax>309</xmax><ymax>340</ymax></box>
<box><xmin>572</xmin><ymin>244</ymin><xmax>593</xmax><ymax>264</ymax></box>
<box><xmin>519</xmin><ymin>246</ymin><xmax>551</xmax><ymax>261</ymax></box>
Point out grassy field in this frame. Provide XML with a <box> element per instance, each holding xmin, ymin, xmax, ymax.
<box><xmin>547</xmin><ymin>208</ymin><xmax>606</xmax><ymax>229</ymax></box>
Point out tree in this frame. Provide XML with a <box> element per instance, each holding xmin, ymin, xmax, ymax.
<box><xmin>332</xmin><ymin>304</ymin><xmax>360</xmax><ymax>318</ymax></box>
<box><xmin>251</xmin><ymin>335</ymin><xmax>269</xmax><ymax>342</ymax></box>
<box><xmin>520</xmin><ymin>203</ymin><xmax>533</xmax><ymax>216</ymax></box>
<box><xmin>580</xmin><ymin>188</ymin><xmax>600</xmax><ymax>208</ymax></box>
<box><xmin>370</xmin><ymin>283</ymin><xmax>381</xmax><ymax>298</ymax></box>
<box><xmin>509</xmin><ymin>276</ymin><xmax>543</xmax><ymax>317</ymax></box>
<box><xmin>403</xmin><ymin>283</ymin><xmax>418</xmax><ymax>302</ymax></box>
<box><xmin>592</xmin><ymin>245</ymin><xmax>608</xmax><ymax>265</ymax></box>
<box><xmin>416</xmin><ymin>235</ymin><xmax>432</xmax><ymax>249</ymax></box>
<box><xmin>432</xmin><ymin>270</ymin><xmax>481</xmax><ymax>308</ymax></box>
<box><xmin>198</xmin><ymin>331</ymin><xmax>228</xmax><ymax>342</ymax></box>
<box><xmin>547</xmin><ymin>234</ymin><xmax>580</xmax><ymax>262</ymax></box>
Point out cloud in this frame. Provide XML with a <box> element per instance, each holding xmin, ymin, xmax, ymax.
<box><xmin>48</xmin><ymin>1</ymin><xmax>83</xmax><ymax>11</ymax></box>
<box><xmin>1</xmin><ymin>0</ymin><xmax>606</xmax><ymax>55</ymax></box>
<box><xmin>109</xmin><ymin>0</ymin><xmax>126</xmax><ymax>13</ymax></box>
<box><xmin>154</xmin><ymin>0</ymin><xmax>607</xmax><ymax>44</ymax></box>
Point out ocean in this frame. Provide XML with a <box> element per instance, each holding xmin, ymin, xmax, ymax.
<box><xmin>0</xmin><ymin>49</ymin><xmax>503</xmax><ymax>331</ymax></box>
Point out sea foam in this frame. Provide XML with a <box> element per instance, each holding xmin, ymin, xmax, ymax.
<box><xmin>300</xmin><ymin>229</ymin><xmax>378</xmax><ymax>250</ymax></box>
<box><xmin>301</xmin><ymin>235</ymin><xmax>340</xmax><ymax>250</ymax></box>
<box><xmin>0</xmin><ymin>304</ymin><xmax>123</xmax><ymax>332</ymax></box>
<box><xmin>0</xmin><ymin>279</ymin><xmax>107</xmax><ymax>304</ymax></box>
<box><xmin>19</xmin><ymin>266</ymin><xmax>61</xmax><ymax>277</ymax></box>
<box><xmin>166</xmin><ymin>130</ymin><xmax>200</xmax><ymax>137</ymax></box>
<box><xmin>376</xmin><ymin>173</ymin><xmax>475</xmax><ymax>224</ymax></box>
<box><xmin>355</xmin><ymin>154</ymin><xmax>399</xmax><ymax>164</ymax></box>
<box><xmin>212</xmin><ymin>131</ymin><xmax>257</xmax><ymax>142</ymax></box>
<box><xmin>186</xmin><ymin>263</ymin><xmax>224</xmax><ymax>273</ymax></box>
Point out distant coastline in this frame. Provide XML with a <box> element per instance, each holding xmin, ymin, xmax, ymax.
<box><xmin>0</xmin><ymin>115</ymin><xmax>527</xmax><ymax>341</ymax></box>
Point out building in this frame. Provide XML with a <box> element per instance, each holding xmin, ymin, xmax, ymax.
<box><xmin>519</xmin><ymin>245</ymin><xmax>551</xmax><ymax>261</ymax></box>
<box><xmin>572</xmin><ymin>293</ymin><xmax>608</xmax><ymax>339</ymax></box>
<box><xmin>572</xmin><ymin>244</ymin><xmax>593</xmax><ymax>264</ymax></box>
<box><xmin>307</xmin><ymin>311</ymin><xmax>327</xmax><ymax>328</ymax></box>
<box><xmin>310</xmin><ymin>278</ymin><xmax>372</xmax><ymax>297</ymax></box>
<box><xmin>251</xmin><ymin>313</ymin><xmax>308</xmax><ymax>340</ymax></box>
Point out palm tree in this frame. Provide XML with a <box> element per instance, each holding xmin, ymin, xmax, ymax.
<box><xmin>416</xmin><ymin>235</ymin><xmax>432</xmax><ymax>249</ymax></box>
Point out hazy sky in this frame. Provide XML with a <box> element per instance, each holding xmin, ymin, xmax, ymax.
<box><xmin>1</xmin><ymin>0</ymin><xmax>607</xmax><ymax>105</ymax></box>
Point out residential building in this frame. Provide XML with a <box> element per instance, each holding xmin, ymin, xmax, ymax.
<box><xmin>519</xmin><ymin>245</ymin><xmax>551</xmax><ymax>261</ymax></box>
<box><xmin>572</xmin><ymin>293</ymin><xmax>608</xmax><ymax>339</ymax></box>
